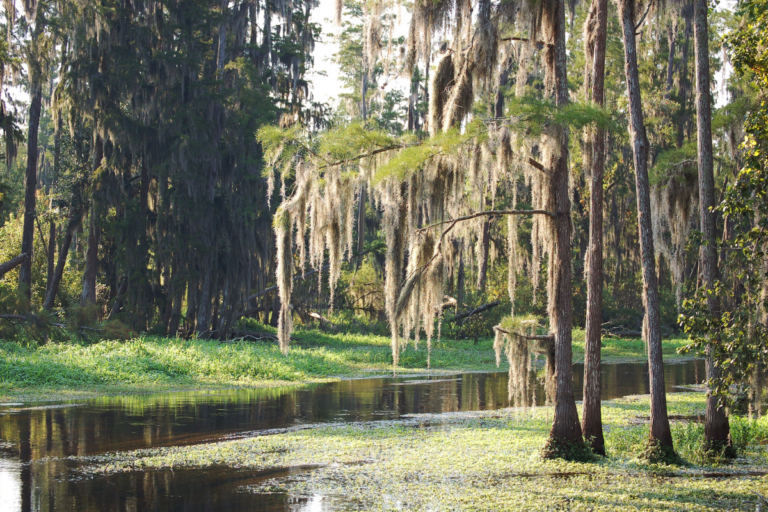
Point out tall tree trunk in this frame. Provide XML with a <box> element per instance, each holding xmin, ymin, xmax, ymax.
<box><xmin>196</xmin><ymin>264</ymin><xmax>212</xmax><ymax>335</ymax></box>
<box><xmin>677</xmin><ymin>4</ymin><xmax>694</xmax><ymax>148</ymax></box>
<box><xmin>356</xmin><ymin>187</ymin><xmax>366</xmax><ymax>269</ymax></box>
<box><xmin>694</xmin><ymin>0</ymin><xmax>731</xmax><ymax>452</ymax></box>
<box><xmin>46</xmin><ymin>219</ymin><xmax>55</xmax><ymax>295</ymax></box>
<box><xmin>44</xmin><ymin>213</ymin><xmax>82</xmax><ymax>311</ymax></box>
<box><xmin>361</xmin><ymin>68</ymin><xmax>368</xmax><ymax>121</ymax></box>
<box><xmin>477</xmin><ymin>218</ymin><xmax>490</xmax><ymax>294</ymax></box>
<box><xmin>545</xmin><ymin>0</ymin><xmax>584</xmax><ymax>453</ymax></box>
<box><xmin>80</xmin><ymin>207</ymin><xmax>100</xmax><ymax>306</ymax></box>
<box><xmin>18</xmin><ymin>84</ymin><xmax>42</xmax><ymax>300</ymax></box>
<box><xmin>618</xmin><ymin>0</ymin><xmax>675</xmax><ymax>453</ymax></box>
<box><xmin>582</xmin><ymin>0</ymin><xmax>608</xmax><ymax>457</ymax></box>
<box><xmin>408</xmin><ymin>69</ymin><xmax>420</xmax><ymax>131</ymax></box>
<box><xmin>80</xmin><ymin>135</ymin><xmax>103</xmax><ymax>306</ymax></box>
<box><xmin>665</xmin><ymin>21</ymin><xmax>677</xmax><ymax>100</ymax></box>
<box><xmin>457</xmin><ymin>243</ymin><xmax>465</xmax><ymax>307</ymax></box>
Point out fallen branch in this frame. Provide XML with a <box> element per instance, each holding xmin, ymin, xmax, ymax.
<box><xmin>528</xmin><ymin>158</ymin><xmax>549</xmax><ymax>175</ymax></box>
<box><xmin>0</xmin><ymin>253</ymin><xmax>29</xmax><ymax>278</ymax></box>
<box><xmin>436</xmin><ymin>296</ymin><xmax>458</xmax><ymax>313</ymax></box>
<box><xmin>0</xmin><ymin>313</ymin><xmax>66</xmax><ymax>329</ymax></box>
<box><xmin>309</xmin><ymin>311</ymin><xmax>333</xmax><ymax>325</ymax></box>
<box><xmin>452</xmin><ymin>301</ymin><xmax>500</xmax><ymax>325</ymax></box>
<box><xmin>493</xmin><ymin>325</ymin><xmax>554</xmax><ymax>342</ymax></box>
<box><xmin>603</xmin><ymin>329</ymin><xmax>643</xmax><ymax>338</ymax></box>
<box><xmin>225</xmin><ymin>329</ymin><xmax>278</xmax><ymax>341</ymax></box>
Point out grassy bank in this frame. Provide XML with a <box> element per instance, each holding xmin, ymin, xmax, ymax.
<box><xmin>0</xmin><ymin>328</ymin><xmax>691</xmax><ymax>401</ymax></box>
<box><xmin>81</xmin><ymin>392</ymin><xmax>768</xmax><ymax>511</ymax></box>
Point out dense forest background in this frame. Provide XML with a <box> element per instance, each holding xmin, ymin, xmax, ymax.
<box><xmin>0</xmin><ymin>0</ymin><xmax>762</xmax><ymax>359</ymax></box>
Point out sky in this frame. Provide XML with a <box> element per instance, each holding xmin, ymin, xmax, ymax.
<box><xmin>306</xmin><ymin>0</ymin><xmax>411</xmax><ymax>108</ymax></box>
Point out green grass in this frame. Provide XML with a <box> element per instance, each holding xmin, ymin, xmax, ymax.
<box><xmin>81</xmin><ymin>392</ymin><xmax>768</xmax><ymax>511</ymax></box>
<box><xmin>571</xmin><ymin>327</ymin><xmax>690</xmax><ymax>363</ymax></box>
<box><xmin>0</xmin><ymin>328</ymin><xmax>691</xmax><ymax>401</ymax></box>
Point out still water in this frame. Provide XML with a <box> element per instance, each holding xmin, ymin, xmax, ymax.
<box><xmin>0</xmin><ymin>359</ymin><xmax>704</xmax><ymax>511</ymax></box>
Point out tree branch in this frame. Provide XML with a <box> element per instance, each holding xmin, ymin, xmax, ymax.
<box><xmin>418</xmin><ymin>209</ymin><xmax>555</xmax><ymax>234</ymax></box>
<box><xmin>493</xmin><ymin>325</ymin><xmax>554</xmax><ymax>342</ymax></box>
<box><xmin>0</xmin><ymin>254</ymin><xmax>29</xmax><ymax>279</ymax></box>
<box><xmin>501</xmin><ymin>37</ymin><xmax>552</xmax><ymax>47</ymax></box>
<box><xmin>452</xmin><ymin>301</ymin><xmax>500</xmax><ymax>324</ymax></box>
<box><xmin>317</xmin><ymin>145</ymin><xmax>405</xmax><ymax>170</ymax></box>
<box><xmin>528</xmin><ymin>158</ymin><xmax>550</xmax><ymax>175</ymax></box>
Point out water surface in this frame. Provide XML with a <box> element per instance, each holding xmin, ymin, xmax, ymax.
<box><xmin>0</xmin><ymin>359</ymin><xmax>705</xmax><ymax>511</ymax></box>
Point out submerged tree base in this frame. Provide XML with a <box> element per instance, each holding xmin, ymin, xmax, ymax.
<box><xmin>705</xmin><ymin>439</ymin><xmax>737</xmax><ymax>460</ymax></box>
<box><xmin>642</xmin><ymin>439</ymin><xmax>684</xmax><ymax>465</ymax></box>
<box><xmin>541</xmin><ymin>437</ymin><xmax>596</xmax><ymax>462</ymax></box>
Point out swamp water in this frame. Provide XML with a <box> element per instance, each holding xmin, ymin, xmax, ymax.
<box><xmin>0</xmin><ymin>359</ymin><xmax>704</xmax><ymax>511</ymax></box>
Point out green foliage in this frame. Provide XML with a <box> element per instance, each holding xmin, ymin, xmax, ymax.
<box><xmin>79</xmin><ymin>392</ymin><xmax>768</xmax><ymax>511</ymax></box>
<box><xmin>498</xmin><ymin>313</ymin><xmax>544</xmax><ymax>334</ymax></box>
<box><xmin>650</xmin><ymin>141</ymin><xmax>698</xmax><ymax>184</ymax></box>
<box><xmin>505</xmin><ymin>96</ymin><xmax>619</xmax><ymax>136</ymax></box>
<box><xmin>372</xmin><ymin>120</ymin><xmax>485</xmax><ymax>184</ymax></box>
<box><xmin>679</xmin><ymin>0</ymin><xmax>768</xmax><ymax>400</ymax></box>
<box><xmin>541</xmin><ymin>437</ymin><xmax>597</xmax><ymax>462</ymax></box>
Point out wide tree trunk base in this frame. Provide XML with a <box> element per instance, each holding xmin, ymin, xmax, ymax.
<box><xmin>542</xmin><ymin>436</ymin><xmax>595</xmax><ymax>462</ymax></box>
<box><xmin>642</xmin><ymin>438</ymin><xmax>682</xmax><ymax>465</ymax></box>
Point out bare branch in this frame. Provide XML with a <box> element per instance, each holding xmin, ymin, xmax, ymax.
<box><xmin>0</xmin><ymin>254</ymin><xmax>29</xmax><ymax>278</ymax></box>
<box><xmin>528</xmin><ymin>158</ymin><xmax>549</xmax><ymax>175</ymax></box>
<box><xmin>418</xmin><ymin>209</ymin><xmax>555</xmax><ymax>234</ymax></box>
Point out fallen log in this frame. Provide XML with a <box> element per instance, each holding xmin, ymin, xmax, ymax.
<box><xmin>603</xmin><ymin>329</ymin><xmax>643</xmax><ymax>338</ymax></box>
<box><xmin>452</xmin><ymin>300</ymin><xmax>500</xmax><ymax>325</ymax></box>
<box><xmin>0</xmin><ymin>254</ymin><xmax>28</xmax><ymax>279</ymax></box>
<box><xmin>224</xmin><ymin>330</ymin><xmax>278</xmax><ymax>341</ymax></box>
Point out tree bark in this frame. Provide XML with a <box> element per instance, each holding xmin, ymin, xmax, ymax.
<box><xmin>476</xmin><ymin>218</ymin><xmax>490</xmax><ymax>294</ymax></box>
<box><xmin>44</xmin><ymin>214</ymin><xmax>81</xmax><ymax>310</ymax></box>
<box><xmin>46</xmin><ymin>218</ymin><xmax>56</xmax><ymax>295</ymax></box>
<box><xmin>18</xmin><ymin>84</ymin><xmax>42</xmax><ymax>299</ymax></box>
<box><xmin>677</xmin><ymin>4</ymin><xmax>694</xmax><ymax>148</ymax></box>
<box><xmin>80</xmin><ymin>135</ymin><xmax>103</xmax><ymax>307</ymax></box>
<box><xmin>457</xmin><ymin>244</ymin><xmax>465</xmax><ymax>307</ymax></box>
<box><xmin>196</xmin><ymin>264</ymin><xmax>212</xmax><ymax>335</ymax></box>
<box><xmin>582</xmin><ymin>0</ymin><xmax>608</xmax><ymax>457</ymax></box>
<box><xmin>80</xmin><ymin>208</ymin><xmax>100</xmax><ymax>306</ymax></box>
<box><xmin>693</xmin><ymin>0</ymin><xmax>731</xmax><ymax>451</ymax></box>
<box><xmin>0</xmin><ymin>254</ymin><xmax>29</xmax><ymax>279</ymax></box>
<box><xmin>356</xmin><ymin>188</ymin><xmax>366</xmax><ymax>270</ymax></box>
<box><xmin>618</xmin><ymin>0</ymin><xmax>674</xmax><ymax>451</ymax></box>
<box><xmin>665</xmin><ymin>22</ymin><xmax>677</xmax><ymax>100</ymax></box>
<box><xmin>545</xmin><ymin>0</ymin><xmax>584</xmax><ymax>450</ymax></box>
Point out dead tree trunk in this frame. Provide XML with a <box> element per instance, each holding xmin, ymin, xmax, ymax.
<box><xmin>545</xmin><ymin>0</ymin><xmax>585</xmax><ymax>454</ymax></box>
<box><xmin>581</xmin><ymin>0</ymin><xmax>608</xmax><ymax>457</ymax></box>
<box><xmin>618</xmin><ymin>0</ymin><xmax>675</xmax><ymax>453</ymax></box>
<box><xmin>694</xmin><ymin>0</ymin><xmax>731</xmax><ymax>452</ymax></box>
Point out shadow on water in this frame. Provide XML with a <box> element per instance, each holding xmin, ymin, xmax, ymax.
<box><xmin>0</xmin><ymin>359</ymin><xmax>705</xmax><ymax>512</ymax></box>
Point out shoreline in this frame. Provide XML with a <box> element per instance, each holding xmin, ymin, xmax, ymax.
<box><xmin>0</xmin><ymin>332</ymin><xmax>694</xmax><ymax>402</ymax></box>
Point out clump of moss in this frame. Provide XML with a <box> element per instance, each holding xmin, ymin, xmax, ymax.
<box><xmin>541</xmin><ymin>436</ymin><xmax>596</xmax><ymax>462</ymax></box>
<box><xmin>705</xmin><ymin>439</ymin><xmax>737</xmax><ymax>460</ymax></box>
<box><xmin>642</xmin><ymin>439</ymin><xmax>685</xmax><ymax>465</ymax></box>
